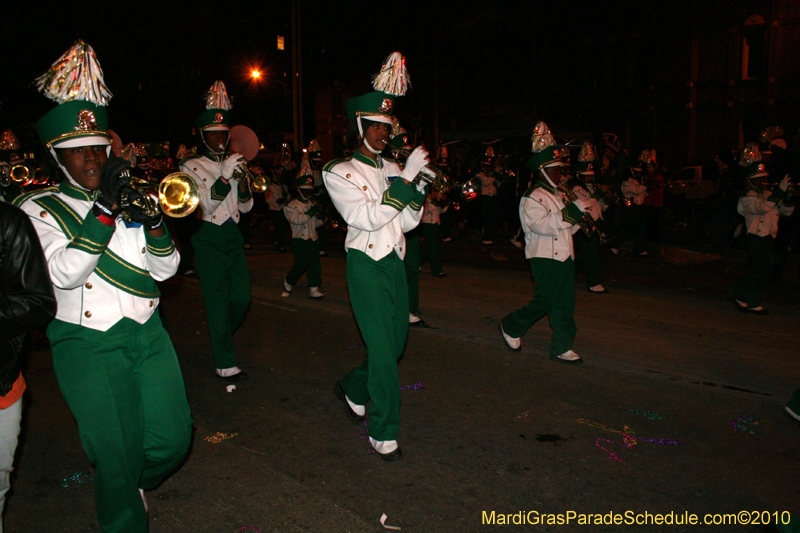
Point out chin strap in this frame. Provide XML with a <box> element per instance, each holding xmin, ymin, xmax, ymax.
<box><xmin>202</xmin><ymin>132</ymin><xmax>229</xmax><ymax>156</ymax></box>
<box><xmin>49</xmin><ymin>146</ymin><xmax>99</xmax><ymax>193</ymax></box>
<box><xmin>357</xmin><ymin>117</ymin><xmax>384</xmax><ymax>155</ymax></box>
<box><xmin>541</xmin><ymin>168</ymin><xmax>559</xmax><ymax>189</ymax></box>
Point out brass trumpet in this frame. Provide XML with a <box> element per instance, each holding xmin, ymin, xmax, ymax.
<box><xmin>392</xmin><ymin>148</ymin><xmax>452</xmax><ymax>194</ymax></box>
<box><xmin>558</xmin><ymin>185</ymin><xmax>612</xmax><ymax>244</ymax></box>
<box><xmin>233</xmin><ymin>163</ymin><xmax>271</xmax><ymax>193</ymax></box>
<box><xmin>118</xmin><ymin>172</ymin><xmax>200</xmax><ymax>220</ymax></box>
<box><xmin>0</xmin><ymin>162</ymin><xmax>32</xmax><ymax>188</ymax></box>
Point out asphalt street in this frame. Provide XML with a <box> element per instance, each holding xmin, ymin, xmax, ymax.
<box><xmin>5</xmin><ymin>233</ymin><xmax>799</xmax><ymax>532</ymax></box>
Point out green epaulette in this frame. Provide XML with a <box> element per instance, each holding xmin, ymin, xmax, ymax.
<box><xmin>11</xmin><ymin>186</ymin><xmax>59</xmax><ymax>208</ymax></box>
<box><xmin>323</xmin><ymin>158</ymin><xmax>351</xmax><ymax>172</ymax></box>
<box><xmin>177</xmin><ymin>155</ymin><xmax>203</xmax><ymax>168</ymax></box>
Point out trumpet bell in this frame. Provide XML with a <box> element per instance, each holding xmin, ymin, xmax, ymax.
<box><xmin>158</xmin><ymin>172</ymin><xmax>200</xmax><ymax>218</ymax></box>
<box><xmin>460</xmin><ymin>179</ymin><xmax>480</xmax><ymax>202</ymax></box>
<box><xmin>10</xmin><ymin>164</ymin><xmax>31</xmax><ymax>187</ymax></box>
<box><xmin>250</xmin><ymin>173</ymin><xmax>270</xmax><ymax>193</ymax></box>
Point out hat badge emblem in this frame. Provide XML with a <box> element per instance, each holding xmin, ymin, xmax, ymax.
<box><xmin>379</xmin><ymin>99</ymin><xmax>393</xmax><ymax>113</ymax></box>
<box><xmin>76</xmin><ymin>110</ymin><xmax>98</xmax><ymax>131</ymax></box>
<box><xmin>214</xmin><ymin>113</ymin><xmax>224</xmax><ymax>123</ymax></box>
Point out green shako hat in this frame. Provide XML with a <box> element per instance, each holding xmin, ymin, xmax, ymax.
<box><xmin>35</xmin><ymin>40</ymin><xmax>113</xmax><ymax>149</ymax></box>
<box><xmin>526</xmin><ymin>121</ymin><xmax>566</xmax><ymax>173</ymax></box>
<box><xmin>346</xmin><ymin>52</ymin><xmax>410</xmax><ymax>125</ymax></box>
<box><xmin>739</xmin><ymin>142</ymin><xmax>768</xmax><ymax>180</ymax></box>
<box><xmin>196</xmin><ymin>81</ymin><xmax>232</xmax><ymax>131</ymax></box>
<box><xmin>573</xmin><ymin>141</ymin><xmax>597</xmax><ymax>175</ymax></box>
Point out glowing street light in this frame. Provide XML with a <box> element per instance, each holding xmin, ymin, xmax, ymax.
<box><xmin>251</xmin><ymin>69</ymin><xmax>262</xmax><ymax>80</ymax></box>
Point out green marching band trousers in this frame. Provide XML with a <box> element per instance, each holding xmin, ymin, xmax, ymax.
<box><xmin>48</xmin><ymin>310</ymin><xmax>193</xmax><ymax>533</ymax></box>
<box><xmin>501</xmin><ymin>257</ymin><xmax>577</xmax><ymax>357</ymax></box>
<box><xmin>192</xmin><ymin>220</ymin><xmax>251</xmax><ymax>370</ymax></box>
<box><xmin>340</xmin><ymin>249</ymin><xmax>409</xmax><ymax>442</ymax></box>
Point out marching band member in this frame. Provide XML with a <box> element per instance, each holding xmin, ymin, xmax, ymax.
<box><xmin>571</xmin><ymin>141</ymin><xmax>608</xmax><ymax>294</ymax></box>
<box><xmin>609</xmin><ymin>150</ymin><xmax>650</xmax><ymax>256</ymax></box>
<box><xmin>324</xmin><ymin>52</ymin><xmax>428</xmax><ymax>460</ymax></box>
<box><xmin>282</xmin><ymin>159</ymin><xmax>325</xmax><ymax>299</ymax></box>
<box><xmin>15</xmin><ymin>41</ymin><xmax>192</xmax><ymax>532</ymax></box>
<box><xmin>500</xmin><ymin>122</ymin><xmax>589</xmax><ymax>364</ymax></box>
<box><xmin>179</xmin><ymin>81</ymin><xmax>253</xmax><ymax>381</ymax></box>
<box><xmin>732</xmin><ymin>143</ymin><xmax>794</xmax><ymax>315</ymax></box>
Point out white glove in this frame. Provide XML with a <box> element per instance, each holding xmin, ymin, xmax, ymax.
<box><xmin>574</xmin><ymin>198</ymin><xmax>592</xmax><ymax>212</ymax></box>
<box><xmin>221</xmin><ymin>153</ymin><xmax>245</xmax><ymax>179</ymax></box>
<box><xmin>779</xmin><ymin>174</ymin><xmax>791</xmax><ymax>192</ymax></box>
<box><xmin>400</xmin><ymin>146</ymin><xmax>430</xmax><ymax>183</ymax></box>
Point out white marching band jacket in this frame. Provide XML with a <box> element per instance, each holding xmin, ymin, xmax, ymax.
<box><xmin>621</xmin><ymin>177</ymin><xmax>648</xmax><ymax>205</ymax></box>
<box><xmin>421</xmin><ymin>196</ymin><xmax>448</xmax><ymax>225</ymax></box>
<box><xmin>284</xmin><ymin>198</ymin><xmax>324</xmax><ymax>240</ymax></box>
<box><xmin>180</xmin><ymin>155</ymin><xmax>253</xmax><ymax>225</ymax></box>
<box><xmin>15</xmin><ymin>182</ymin><xmax>179</xmax><ymax>331</ymax></box>
<box><xmin>323</xmin><ymin>152</ymin><xmax>426</xmax><ymax>261</ymax></box>
<box><xmin>572</xmin><ymin>182</ymin><xmax>606</xmax><ymax>222</ymax></box>
<box><xmin>738</xmin><ymin>187</ymin><xmax>794</xmax><ymax>238</ymax></box>
<box><xmin>520</xmin><ymin>180</ymin><xmax>583</xmax><ymax>262</ymax></box>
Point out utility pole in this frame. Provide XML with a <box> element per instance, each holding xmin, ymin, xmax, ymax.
<box><xmin>291</xmin><ymin>0</ymin><xmax>304</xmax><ymax>151</ymax></box>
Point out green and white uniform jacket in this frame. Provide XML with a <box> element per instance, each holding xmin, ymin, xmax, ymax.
<box><xmin>520</xmin><ymin>180</ymin><xmax>582</xmax><ymax>261</ymax></box>
<box><xmin>323</xmin><ymin>152</ymin><xmax>426</xmax><ymax>261</ymax></box>
<box><xmin>284</xmin><ymin>198</ymin><xmax>324</xmax><ymax>240</ymax></box>
<box><xmin>180</xmin><ymin>155</ymin><xmax>253</xmax><ymax>225</ymax></box>
<box><xmin>14</xmin><ymin>181</ymin><xmax>179</xmax><ymax>331</ymax></box>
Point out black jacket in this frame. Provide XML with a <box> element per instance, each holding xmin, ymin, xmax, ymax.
<box><xmin>0</xmin><ymin>202</ymin><xmax>57</xmax><ymax>396</ymax></box>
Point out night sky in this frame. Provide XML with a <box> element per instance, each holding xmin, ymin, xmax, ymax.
<box><xmin>2</xmin><ymin>1</ymin><xmax>689</xmax><ymax>153</ymax></box>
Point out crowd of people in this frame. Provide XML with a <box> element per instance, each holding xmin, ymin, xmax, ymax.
<box><xmin>1</xmin><ymin>42</ymin><xmax>799</xmax><ymax>532</ymax></box>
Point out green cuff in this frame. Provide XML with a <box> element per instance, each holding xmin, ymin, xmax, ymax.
<box><xmin>211</xmin><ymin>179</ymin><xmax>232</xmax><ymax>201</ymax></box>
<box><xmin>769</xmin><ymin>187</ymin><xmax>787</xmax><ymax>204</ymax></box>
<box><xmin>144</xmin><ymin>224</ymin><xmax>176</xmax><ymax>257</ymax></box>
<box><xmin>562</xmin><ymin>202</ymin><xmax>584</xmax><ymax>225</ymax></box>
<box><xmin>238</xmin><ymin>186</ymin><xmax>252</xmax><ymax>203</ymax></box>
<box><xmin>408</xmin><ymin>186</ymin><xmax>428</xmax><ymax>212</ymax></box>
<box><xmin>381</xmin><ymin>179</ymin><xmax>417</xmax><ymax>211</ymax></box>
<box><xmin>67</xmin><ymin>211</ymin><xmax>115</xmax><ymax>254</ymax></box>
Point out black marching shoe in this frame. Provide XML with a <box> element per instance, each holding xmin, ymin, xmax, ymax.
<box><xmin>376</xmin><ymin>447</ymin><xmax>403</xmax><ymax>462</ymax></box>
<box><xmin>334</xmin><ymin>382</ymin><xmax>365</xmax><ymax>422</ymax></box>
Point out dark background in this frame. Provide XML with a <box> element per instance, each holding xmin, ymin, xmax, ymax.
<box><xmin>2</xmin><ymin>1</ymin><xmax>796</xmax><ymax>168</ymax></box>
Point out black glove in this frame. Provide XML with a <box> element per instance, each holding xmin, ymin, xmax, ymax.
<box><xmin>93</xmin><ymin>157</ymin><xmax>131</xmax><ymax>219</ymax></box>
<box><xmin>119</xmin><ymin>186</ymin><xmax>163</xmax><ymax>231</ymax></box>
<box><xmin>306</xmin><ymin>204</ymin><xmax>319</xmax><ymax>218</ymax></box>
<box><xmin>276</xmin><ymin>197</ymin><xmax>286</xmax><ymax>206</ymax></box>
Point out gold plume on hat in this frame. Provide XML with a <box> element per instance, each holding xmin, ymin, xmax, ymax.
<box><xmin>739</xmin><ymin>142</ymin><xmax>763</xmax><ymax>167</ymax></box>
<box><xmin>0</xmin><ymin>130</ymin><xmax>21</xmax><ymax>151</ymax></box>
<box><xmin>35</xmin><ymin>40</ymin><xmax>112</xmax><ymax>106</ymax></box>
<box><xmin>578</xmin><ymin>141</ymin><xmax>597</xmax><ymax>163</ymax></box>
<box><xmin>372</xmin><ymin>52</ymin><xmax>410</xmax><ymax>97</ymax></box>
<box><xmin>205</xmin><ymin>80</ymin><xmax>233</xmax><ymax>111</ymax></box>
<box><xmin>531</xmin><ymin>121</ymin><xmax>556</xmax><ymax>153</ymax></box>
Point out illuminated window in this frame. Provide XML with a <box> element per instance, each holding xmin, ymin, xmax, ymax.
<box><xmin>277</xmin><ymin>36</ymin><xmax>285</xmax><ymax>51</ymax></box>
